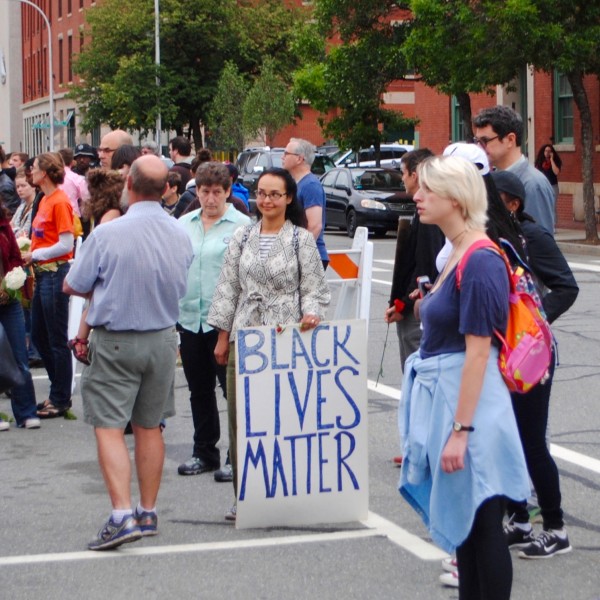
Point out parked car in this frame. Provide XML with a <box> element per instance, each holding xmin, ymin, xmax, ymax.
<box><xmin>236</xmin><ymin>147</ymin><xmax>335</xmax><ymax>211</ymax></box>
<box><xmin>321</xmin><ymin>167</ymin><xmax>415</xmax><ymax>237</ymax></box>
<box><xmin>334</xmin><ymin>143</ymin><xmax>414</xmax><ymax>169</ymax></box>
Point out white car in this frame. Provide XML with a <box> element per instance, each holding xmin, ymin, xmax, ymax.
<box><xmin>334</xmin><ymin>143</ymin><xmax>414</xmax><ymax>169</ymax></box>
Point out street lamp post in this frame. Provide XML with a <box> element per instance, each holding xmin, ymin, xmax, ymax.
<box><xmin>155</xmin><ymin>0</ymin><xmax>161</xmax><ymax>152</ymax></box>
<box><xmin>8</xmin><ymin>0</ymin><xmax>54</xmax><ymax>151</ymax></box>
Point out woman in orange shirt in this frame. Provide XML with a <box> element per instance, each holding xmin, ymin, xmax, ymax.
<box><xmin>22</xmin><ymin>152</ymin><xmax>74</xmax><ymax>418</ymax></box>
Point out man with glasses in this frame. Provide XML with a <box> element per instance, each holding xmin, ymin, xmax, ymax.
<box><xmin>473</xmin><ymin>105</ymin><xmax>555</xmax><ymax>234</ymax></box>
<box><xmin>97</xmin><ymin>129</ymin><xmax>133</xmax><ymax>168</ymax></box>
<box><xmin>282</xmin><ymin>138</ymin><xmax>329</xmax><ymax>269</ymax></box>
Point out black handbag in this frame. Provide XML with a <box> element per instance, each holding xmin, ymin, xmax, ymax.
<box><xmin>0</xmin><ymin>321</ymin><xmax>24</xmax><ymax>394</ymax></box>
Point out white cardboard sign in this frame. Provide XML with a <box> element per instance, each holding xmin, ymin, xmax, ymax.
<box><xmin>235</xmin><ymin>319</ymin><xmax>369</xmax><ymax>529</ymax></box>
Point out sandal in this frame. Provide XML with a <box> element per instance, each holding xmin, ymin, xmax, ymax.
<box><xmin>37</xmin><ymin>402</ymin><xmax>67</xmax><ymax>419</ymax></box>
<box><xmin>68</xmin><ymin>337</ymin><xmax>90</xmax><ymax>365</ymax></box>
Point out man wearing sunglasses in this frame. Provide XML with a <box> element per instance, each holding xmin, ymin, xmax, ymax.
<box><xmin>473</xmin><ymin>105</ymin><xmax>555</xmax><ymax>235</ymax></box>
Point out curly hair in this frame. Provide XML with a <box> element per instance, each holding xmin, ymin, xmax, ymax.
<box><xmin>84</xmin><ymin>169</ymin><xmax>125</xmax><ymax>222</ymax></box>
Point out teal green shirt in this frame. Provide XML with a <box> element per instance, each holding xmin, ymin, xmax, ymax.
<box><xmin>178</xmin><ymin>204</ymin><xmax>251</xmax><ymax>333</ymax></box>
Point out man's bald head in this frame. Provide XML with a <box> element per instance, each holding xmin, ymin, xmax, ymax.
<box><xmin>127</xmin><ymin>155</ymin><xmax>168</xmax><ymax>203</ymax></box>
<box><xmin>98</xmin><ymin>129</ymin><xmax>134</xmax><ymax>168</ymax></box>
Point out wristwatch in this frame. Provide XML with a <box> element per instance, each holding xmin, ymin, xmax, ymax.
<box><xmin>453</xmin><ymin>421</ymin><xmax>474</xmax><ymax>432</ymax></box>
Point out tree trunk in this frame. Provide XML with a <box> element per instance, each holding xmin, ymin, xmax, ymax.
<box><xmin>191</xmin><ymin>120</ymin><xmax>202</xmax><ymax>151</ymax></box>
<box><xmin>568</xmin><ymin>71</ymin><xmax>599</xmax><ymax>243</ymax></box>
<box><xmin>456</xmin><ymin>91</ymin><xmax>473</xmax><ymax>142</ymax></box>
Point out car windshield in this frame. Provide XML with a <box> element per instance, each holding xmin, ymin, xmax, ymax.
<box><xmin>353</xmin><ymin>169</ymin><xmax>405</xmax><ymax>191</ymax></box>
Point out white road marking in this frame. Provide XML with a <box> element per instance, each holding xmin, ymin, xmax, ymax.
<box><xmin>549</xmin><ymin>444</ymin><xmax>600</xmax><ymax>475</ymax></box>
<box><xmin>368</xmin><ymin>379</ymin><xmax>401</xmax><ymax>400</ymax></box>
<box><xmin>372</xmin><ymin>278</ymin><xmax>392</xmax><ymax>286</ymax></box>
<box><xmin>374</xmin><ymin>259</ymin><xmax>396</xmax><ymax>265</ymax></box>
<box><xmin>362</xmin><ymin>512</ymin><xmax>448</xmax><ymax>560</ymax></box>
<box><xmin>367</xmin><ymin>378</ymin><xmax>600</xmax><ymax>477</ymax></box>
<box><xmin>0</xmin><ymin>512</ymin><xmax>445</xmax><ymax>567</ymax></box>
<box><xmin>567</xmin><ymin>261</ymin><xmax>600</xmax><ymax>273</ymax></box>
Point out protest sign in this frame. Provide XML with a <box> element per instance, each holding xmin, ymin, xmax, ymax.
<box><xmin>235</xmin><ymin>319</ymin><xmax>368</xmax><ymax>529</ymax></box>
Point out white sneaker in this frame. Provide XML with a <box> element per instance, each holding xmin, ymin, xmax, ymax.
<box><xmin>25</xmin><ymin>418</ymin><xmax>41</xmax><ymax>429</ymax></box>
<box><xmin>0</xmin><ymin>420</ymin><xmax>10</xmax><ymax>431</ymax></box>
<box><xmin>442</xmin><ymin>557</ymin><xmax>458</xmax><ymax>572</ymax></box>
<box><xmin>439</xmin><ymin>570</ymin><xmax>459</xmax><ymax>588</ymax></box>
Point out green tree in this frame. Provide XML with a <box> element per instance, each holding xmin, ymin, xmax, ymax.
<box><xmin>71</xmin><ymin>0</ymin><xmax>306</xmax><ymax>149</ymax></box>
<box><xmin>207</xmin><ymin>62</ymin><xmax>249</xmax><ymax>151</ymax></box>
<box><xmin>242</xmin><ymin>58</ymin><xmax>295</xmax><ymax>146</ymax></box>
<box><xmin>525</xmin><ymin>0</ymin><xmax>600</xmax><ymax>242</ymax></box>
<box><xmin>294</xmin><ymin>1</ymin><xmax>415</xmax><ymax>161</ymax></box>
<box><xmin>404</xmin><ymin>0</ymin><xmax>535</xmax><ymax>140</ymax></box>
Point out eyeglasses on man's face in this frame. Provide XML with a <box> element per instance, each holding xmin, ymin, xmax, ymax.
<box><xmin>97</xmin><ymin>147</ymin><xmax>116</xmax><ymax>154</ymax></box>
<box><xmin>283</xmin><ymin>150</ymin><xmax>300</xmax><ymax>158</ymax></box>
<box><xmin>256</xmin><ymin>190</ymin><xmax>287</xmax><ymax>201</ymax></box>
<box><xmin>472</xmin><ymin>135</ymin><xmax>500</xmax><ymax>149</ymax></box>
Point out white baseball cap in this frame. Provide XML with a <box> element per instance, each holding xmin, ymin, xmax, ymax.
<box><xmin>443</xmin><ymin>142</ymin><xmax>490</xmax><ymax>175</ymax></box>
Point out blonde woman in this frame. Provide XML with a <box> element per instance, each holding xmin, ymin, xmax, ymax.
<box><xmin>398</xmin><ymin>156</ymin><xmax>529</xmax><ymax>600</ymax></box>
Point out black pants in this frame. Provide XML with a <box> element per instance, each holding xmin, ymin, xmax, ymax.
<box><xmin>506</xmin><ymin>354</ymin><xmax>563</xmax><ymax>530</ymax></box>
<box><xmin>178</xmin><ymin>326</ymin><xmax>226</xmax><ymax>466</ymax></box>
<box><xmin>457</xmin><ymin>496</ymin><xmax>512</xmax><ymax>600</ymax></box>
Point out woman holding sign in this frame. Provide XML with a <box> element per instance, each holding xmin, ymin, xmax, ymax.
<box><xmin>208</xmin><ymin>167</ymin><xmax>330</xmax><ymax>521</ymax></box>
<box><xmin>398</xmin><ymin>156</ymin><xmax>529</xmax><ymax>600</ymax></box>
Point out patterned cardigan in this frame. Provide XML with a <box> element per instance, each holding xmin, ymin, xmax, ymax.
<box><xmin>207</xmin><ymin>220</ymin><xmax>330</xmax><ymax>339</ymax></box>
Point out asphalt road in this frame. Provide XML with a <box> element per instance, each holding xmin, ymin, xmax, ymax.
<box><xmin>1</xmin><ymin>231</ymin><xmax>599</xmax><ymax>600</ymax></box>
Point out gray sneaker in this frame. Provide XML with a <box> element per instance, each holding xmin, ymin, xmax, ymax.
<box><xmin>88</xmin><ymin>515</ymin><xmax>142</xmax><ymax>551</ymax></box>
<box><xmin>178</xmin><ymin>457</ymin><xmax>218</xmax><ymax>476</ymax></box>
<box><xmin>214</xmin><ymin>463</ymin><xmax>233</xmax><ymax>483</ymax></box>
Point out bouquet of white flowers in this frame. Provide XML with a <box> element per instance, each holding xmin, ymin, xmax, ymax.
<box><xmin>1</xmin><ymin>266</ymin><xmax>27</xmax><ymax>304</ymax></box>
<box><xmin>16</xmin><ymin>237</ymin><xmax>31</xmax><ymax>252</ymax></box>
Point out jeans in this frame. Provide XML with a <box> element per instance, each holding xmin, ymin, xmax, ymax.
<box><xmin>178</xmin><ymin>325</ymin><xmax>226</xmax><ymax>466</ymax></box>
<box><xmin>0</xmin><ymin>301</ymin><xmax>38</xmax><ymax>425</ymax></box>
<box><xmin>31</xmin><ymin>263</ymin><xmax>72</xmax><ymax>409</ymax></box>
<box><xmin>23</xmin><ymin>307</ymin><xmax>42</xmax><ymax>361</ymax></box>
<box><xmin>506</xmin><ymin>353</ymin><xmax>563</xmax><ymax>530</ymax></box>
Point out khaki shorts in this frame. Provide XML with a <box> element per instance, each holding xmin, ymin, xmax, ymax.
<box><xmin>81</xmin><ymin>326</ymin><xmax>178</xmax><ymax>429</ymax></box>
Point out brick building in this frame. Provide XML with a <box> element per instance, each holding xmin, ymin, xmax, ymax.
<box><xmin>7</xmin><ymin>0</ymin><xmax>599</xmax><ymax>222</ymax></box>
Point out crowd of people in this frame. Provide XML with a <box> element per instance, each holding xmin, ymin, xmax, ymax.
<box><xmin>0</xmin><ymin>106</ymin><xmax>580</xmax><ymax>599</ymax></box>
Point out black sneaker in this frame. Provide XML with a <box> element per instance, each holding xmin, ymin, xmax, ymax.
<box><xmin>134</xmin><ymin>509</ymin><xmax>158</xmax><ymax>537</ymax></box>
<box><xmin>88</xmin><ymin>515</ymin><xmax>142</xmax><ymax>551</ymax></box>
<box><xmin>518</xmin><ymin>529</ymin><xmax>572</xmax><ymax>559</ymax></box>
<box><xmin>504</xmin><ymin>521</ymin><xmax>535</xmax><ymax>548</ymax></box>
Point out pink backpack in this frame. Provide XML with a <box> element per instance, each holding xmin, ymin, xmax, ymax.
<box><xmin>457</xmin><ymin>239</ymin><xmax>553</xmax><ymax>394</ymax></box>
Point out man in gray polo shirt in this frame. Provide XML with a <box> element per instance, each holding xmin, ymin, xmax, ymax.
<box><xmin>64</xmin><ymin>155</ymin><xmax>193</xmax><ymax>550</ymax></box>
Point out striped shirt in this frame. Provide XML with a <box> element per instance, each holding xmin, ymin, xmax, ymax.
<box><xmin>66</xmin><ymin>201</ymin><xmax>193</xmax><ymax>331</ymax></box>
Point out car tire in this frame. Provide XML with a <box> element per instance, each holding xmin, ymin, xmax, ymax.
<box><xmin>346</xmin><ymin>209</ymin><xmax>357</xmax><ymax>238</ymax></box>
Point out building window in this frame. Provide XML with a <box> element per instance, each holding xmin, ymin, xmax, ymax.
<box><xmin>58</xmin><ymin>0</ymin><xmax>62</xmax><ymax>19</ymax></box>
<box><xmin>67</xmin><ymin>112</ymin><xmax>76</xmax><ymax>148</ymax></box>
<box><xmin>554</xmin><ymin>71</ymin><xmax>574</xmax><ymax>143</ymax></box>
<box><xmin>68</xmin><ymin>35</ymin><xmax>73</xmax><ymax>81</ymax></box>
<box><xmin>80</xmin><ymin>0</ymin><xmax>84</xmax><ymax>8</ymax></box>
<box><xmin>67</xmin><ymin>0</ymin><xmax>72</xmax><ymax>15</ymax></box>
<box><xmin>91</xmin><ymin>125</ymin><xmax>101</xmax><ymax>147</ymax></box>
<box><xmin>451</xmin><ymin>96</ymin><xmax>465</xmax><ymax>142</ymax></box>
<box><xmin>58</xmin><ymin>38</ymin><xmax>64</xmax><ymax>84</ymax></box>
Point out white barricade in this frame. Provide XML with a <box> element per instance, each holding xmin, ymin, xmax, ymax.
<box><xmin>326</xmin><ymin>227</ymin><xmax>373</xmax><ymax>332</ymax></box>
